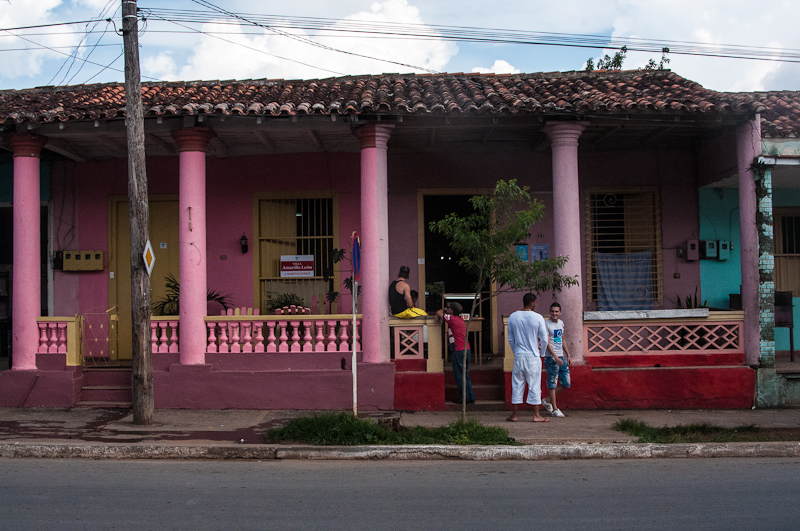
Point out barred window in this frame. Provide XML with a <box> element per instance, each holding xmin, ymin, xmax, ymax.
<box><xmin>585</xmin><ymin>190</ymin><xmax>662</xmax><ymax>310</ymax></box>
<box><xmin>256</xmin><ymin>196</ymin><xmax>337</xmax><ymax>313</ymax></box>
<box><xmin>775</xmin><ymin>207</ymin><xmax>800</xmax><ymax>294</ymax></box>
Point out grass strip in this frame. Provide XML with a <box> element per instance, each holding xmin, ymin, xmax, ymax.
<box><xmin>263</xmin><ymin>412</ymin><xmax>519</xmax><ymax>446</ymax></box>
<box><xmin>613</xmin><ymin>418</ymin><xmax>761</xmax><ymax>443</ymax></box>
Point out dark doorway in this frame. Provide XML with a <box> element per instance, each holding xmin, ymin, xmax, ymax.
<box><xmin>424</xmin><ymin>195</ymin><xmax>491</xmax><ymax>354</ymax></box>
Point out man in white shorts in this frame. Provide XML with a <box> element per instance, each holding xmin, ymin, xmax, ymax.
<box><xmin>506</xmin><ymin>293</ymin><xmax>550</xmax><ymax>422</ymax></box>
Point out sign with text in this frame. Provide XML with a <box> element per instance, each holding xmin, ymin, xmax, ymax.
<box><xmin>280</xmin><ymin>255</ymin><xmax>314</xmax><ymax>277</ymax></box>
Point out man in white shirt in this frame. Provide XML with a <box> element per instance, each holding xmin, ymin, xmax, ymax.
<box><xmin>542</xmin><ymin>302</ymin><xmax>571</xmax><ymax>418</ymax></box>
<box><xmin>506</xmin><ymin>293</ymin><xmax>550</xmax><ymax>422</ymax></box>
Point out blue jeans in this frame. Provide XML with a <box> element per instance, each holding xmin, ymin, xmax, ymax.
<box><xmin>452</xmin><ymin>348</ymin><xmax>475</xmax><ymax>403</ymax></box>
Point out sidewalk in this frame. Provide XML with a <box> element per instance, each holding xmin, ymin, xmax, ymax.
<box><xmin>1</xmin><ymin>406</ymin><xmax>800</xmax><ymax>460</ymax></box>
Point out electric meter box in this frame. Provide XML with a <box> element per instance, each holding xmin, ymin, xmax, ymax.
<box><xmin>718</xmin><ymin>240</ymin><xmax>731</xmax><ymax>261</ymax></box>
<box><xmin>701</xmin><ymin>240</ymin><xmax>717</xmax><ymax>259</ymax></box>
<box><xmin>63</xmin><ymin>251</ymin><xmax>105</xmax><ymax>271</ymax></box>
<box><xmin>686</xmin><ymin>240</ymin><xmax>700</xmax><ymax>261</ymax></box>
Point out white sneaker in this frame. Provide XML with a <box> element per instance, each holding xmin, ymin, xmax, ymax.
<box><xmin>541</xmin><ymin>399</ymin><xmax>554</xmax><ymax>413</ymax></box>
<box><xmin>552</xmin><ymin>409</ymin><xmax>565</xmax><ymax>418</ymax></box>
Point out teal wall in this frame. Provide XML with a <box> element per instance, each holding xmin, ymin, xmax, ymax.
<box><xmin>698</xmin><ymin>188</ymin><xmax>741</xmax><ymax>309</ymax></box>
<box><xmin>0</xmin><ymin>162</ymin><xmax>52</xmax><ymax>202</ymax></box>
<box><xmin>701</xmin><ymin>186</ymin><xmax>800</xmax><ymax>352</ymax></box>
<box><xmin>773</xmin><ymin>188</ymin><xmax>800</xmax><ymax>352</ymax></box>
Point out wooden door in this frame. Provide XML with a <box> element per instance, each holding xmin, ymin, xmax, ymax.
<box><xmin>110</xmin><ymin>198</ymin><xmax>179</xmax><ymax>360</ymax></box>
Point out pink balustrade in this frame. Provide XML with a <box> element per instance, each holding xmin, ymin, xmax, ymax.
<box><xmin>583</xmin><ymin>319</ymin><xmax>744</xmax><ymax>356</ymax></box>
<box><xmin>150</xmin><ymin>320</ymin><xmax>180</xmax><ymax>353</ymax></box>
<box><xmin>37</xmin><ymin>322</ymin><xmax>68</xmax><ymax>354</ymax></box>
<box><xmin>205</xmin><ymin>315</ymin><xmax>361</xmax><ymax>354</ymax></box>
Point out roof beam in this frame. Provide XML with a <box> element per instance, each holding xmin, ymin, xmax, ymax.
<box><xmin>481</xmin><ymin>128</ymin><xmax>494</xmax><ymax>144</ymax></box>
<box><xmin>308</xmin><ymin>130</ymin><xmax>324</xmax><ymax>150</ymax></box>
<box><xmin>593</xmin><ymin>125</ymin><xmax>622</xmax><ymax>145</ymax></box>
<box><xmin>253</xmin><ymin>130</ymin><xmax>277</xmax><ymax>152</ymax></box>
<box><xmin>643</xmin><ymin>127</ymin><xmax>672</xmax><ymax>145</ymax></box>
<box><xmin>208</xmin><ymin>136</ymin><xmax>228</xmax><ymax>158</ymax></box>
<box><xmin>45</xmin><ymin>137</ymin><xmax>87</xmax><ymax>161</ymax></box>
<box><xmin>145</xmin><ymin>133</ymin><xmax>176</xmax><ymax>155</ymax></box>
<box><xmin>95</xmin><ymin>135</ymin><xmax>128</xmax><ymax>158</ymax></box>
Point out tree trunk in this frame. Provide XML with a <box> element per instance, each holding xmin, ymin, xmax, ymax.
<box><xmin>123</xmin><ymin>0</ymin><xmax>154</xmax><ymax>425</ymax></box>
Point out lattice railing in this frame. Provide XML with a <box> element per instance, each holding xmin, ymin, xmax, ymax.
<box><xmin>584</xmin><ymin>320</ymin><xmax>743</xmax><ymax>355</ymax></box>
<box><xmin>393</xmin><ymin>325</ymin><xmax>424</xmax><ymax>359</ymax></box>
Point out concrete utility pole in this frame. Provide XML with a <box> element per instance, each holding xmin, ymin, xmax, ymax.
<box><xmin>122</xmin><ymin>0</ymin><xmax>154</xmax><ymax>424</ymax></box>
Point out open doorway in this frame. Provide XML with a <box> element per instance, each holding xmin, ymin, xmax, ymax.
<box><xmin>423</xmin><ymin>194</ymin><xmax>492</xmax><ymax>355</ymax></box>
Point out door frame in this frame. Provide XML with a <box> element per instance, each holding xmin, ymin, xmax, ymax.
<box><xmin>417</xmin><ymin>188</ymin><xmax>498</xmax><ymax>354</ymax></box>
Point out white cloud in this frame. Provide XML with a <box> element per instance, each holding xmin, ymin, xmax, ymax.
<box><xmin>171</xmin><ymin>0</ymin><xmax>458</xmax><ymax>81</ymax></box>
<box><xmin>143</xmin><ymin>52</ymin><xmax>178</xmax><ymax>81</ymax></box>
<box><xmin>583</xmin><ymin>0</ymin><xmax>800</xmax><ymax>91</ymax></box>
<box><xmin>472</xmin><ymin>60</ymin><xmax>520</xmax><ymax>75</ymax></box>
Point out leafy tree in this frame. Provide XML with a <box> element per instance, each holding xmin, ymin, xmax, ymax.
<box><xmin>586</xmin><ymin>45</ymin><xmax>671</xmax><ymax>72</ymax></box>
<box><xmin>429</xmin><ymin>179</ymin><xmax>579</xmax><ymax>418</ymax></box>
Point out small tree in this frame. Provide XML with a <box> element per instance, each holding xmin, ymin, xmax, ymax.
<box><xmin>429</xmin><ymin>179</ymin><xmax>579</xmax><ymax>418</ymax></box>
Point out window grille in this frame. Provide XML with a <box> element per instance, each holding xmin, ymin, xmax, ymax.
<box><xmin>585</xmin><ymin>189</ymin><xmax>662</xmax><ymax>309</ymax></box>
<box><xmin>775</xmin><ymin>207</ymin><xmax>800</xmax><ymax>294</ymax></box>
<box><xmin>256</xmin><ymin>197</ymin><xmax>336</xmax><ymax>313</ymax></box>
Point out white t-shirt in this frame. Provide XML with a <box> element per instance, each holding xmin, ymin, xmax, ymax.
<box><xmin>507</xmin><ymin>310</ymin><xmax>548</xmax><ymax>358</ymax></box>
<box><xmin>545</xmin><ymin>318</ymin><xmax>565</xmax><ymax>358</ymax></box>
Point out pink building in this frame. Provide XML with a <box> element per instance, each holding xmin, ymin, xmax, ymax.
<box><xmin>0</xmin><ymin>70</ymin><xmax>780</xmax><ymax>410</ymax></box>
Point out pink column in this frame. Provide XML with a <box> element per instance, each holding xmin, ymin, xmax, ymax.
<box><xmin>10</xmin><ymin>134</ymin><xmax>48</xmax><ymax>370</ymax></box>
<box><xmin>356</xmin><ymin>124</ymin><xmax>394</xmax><ymax>363</ymax></box>
<box><xmin>544</xmin><ymin>122</ymin><xmax>587</xmax><ymax>363</ymax></box>
<box><xmin>171</xmin><ymin>127</ymin><xmax>215</xmax><ymax>365</ymax></box>
<box><xmin>737</xmin><ymin>118</ymin><xmax>762</xmax><ymax>365</ymax></box>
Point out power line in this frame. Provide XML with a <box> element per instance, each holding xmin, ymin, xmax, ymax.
<box><xmin>141</xmin><ymin>7</ymin><xmax>800</xmax><ymax>64</ymax></box>
<box><xmin>184</xmin><ymin>0</ymin><xmax>439</xmax><ymax>73</ymax></box>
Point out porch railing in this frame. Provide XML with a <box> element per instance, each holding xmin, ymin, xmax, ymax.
<box><xmin>204</xmin><ymin>314</ymin><xmax>361</xmax><ymax>353</ymax></box>
<box><xmin>37</xmin><ymin>316</ymin><xmax>83</xmax><ymax>366</ymax></box>
<box><xmin>147</xmin><ymin>314</ymin><xmax>444</xmax><ymax>371</ymax></box>
<box><xmin>583</xmin><ymin>310</ymin><xmax>745</xmax><ymax>356</ymax></box>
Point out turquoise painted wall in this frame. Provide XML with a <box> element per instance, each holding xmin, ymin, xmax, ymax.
<box><xmin>698</xmin><ymin>188</ymin><xmax>741</xmax><ymax>309</ymax></box>
<box><xmin>773</xmin><ymin>188</ymin><xmax>800</xmax><ymax>352</ymax></box>
<box><xmin>0</xmin><ymin>162</ymin><xmax>52</xmax><ymax>202</ymax></box>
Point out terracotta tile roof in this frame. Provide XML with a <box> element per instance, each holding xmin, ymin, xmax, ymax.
<box><xmin>0</xmin><ymin>70</ymin><xmax>765</xmax><ymax>127</ymax></box>
<box><xmin>748</xmin><ymin>92</ymin><xmax>800</xmax><ymax>138</ymax></box>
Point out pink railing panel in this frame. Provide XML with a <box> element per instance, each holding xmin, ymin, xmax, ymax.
<box><xmin>150</xmin><ymin>320</ymin><xmax>179</xmax><ymax>354</ymax></box>
<box><xmin>38</xmin><ymin>322</ymin><xmax>69</xmax><ymax>354</ymax></box>
<box><xmin>583</xmin><ymin>320</ymin><xmax>744</xmax><ymax>356</ymax></box>
<box><xmin>205</xmin><ymin>316</ymin><xmax>361</xmax><ymax>354</ymax></box>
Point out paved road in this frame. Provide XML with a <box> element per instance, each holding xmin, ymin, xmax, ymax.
<box><xmin>2</xmin><ymin>458</ymin><xmax>799</xmax><ymax>530</ymax></box>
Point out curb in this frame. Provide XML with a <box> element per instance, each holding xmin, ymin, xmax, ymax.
<box><xmin>2</xmin><ymin>441</ymin><xmax>800</xmax><ymax>460</ymax></box>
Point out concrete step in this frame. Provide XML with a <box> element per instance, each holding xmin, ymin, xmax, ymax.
<box><xmin>445</xmin><ymin>383</ymin><xmax>505</xmax><ymax>401</ymax></box>
<box><xmin>74</xmin><ymin>400</ymin><xmax>132</xmax><ymax>409</ymax></box>
<box><xmin>444</xmin><ymin>399</ymin><xmax>506</xmax><ymax>412</ymax></box>
<box><xmin>80</xmin><ymin>385</ymin><xmax>132</xmax><ymax>403</ymax></box>
<box><xmin>82</xmin><ymin>367</ymin><xmax>132</xmax><ymax>386</ymax></box>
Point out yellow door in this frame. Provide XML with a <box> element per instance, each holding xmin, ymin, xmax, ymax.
<box><xmin>110</xmin><ymin>198</ymin><xmax>179</xmax><ymax>360</ymax></box>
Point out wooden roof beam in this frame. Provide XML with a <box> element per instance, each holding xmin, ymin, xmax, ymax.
<box><xmin>44</xmin><ymin>137</ymin><xmax>87</xmax><ymax>161</ymax></box>
<box><xmin>145</xmin><ymin>133</ymin><xmax>176</xmax><ymax>155</ymax></box>
<box><xmin>253</xmin><ymin>130</ymin><xmax>277</xmax><ymax>152</ymax></box>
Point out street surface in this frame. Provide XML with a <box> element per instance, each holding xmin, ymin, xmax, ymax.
<box><xmin>1</xmin><ymin>458</ymin><xmax>798</xmax><ymax>530</ymax></box>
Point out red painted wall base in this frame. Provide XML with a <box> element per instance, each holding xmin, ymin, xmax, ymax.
<box><xmin>394</xmin><ymin>371</ymin><xmax>445</xmax><ymax>411</ymax></box>
<box><xmin>504</xmin><ymin>365</ymin><xmax>756</xmax><ymax>409</ymax></box>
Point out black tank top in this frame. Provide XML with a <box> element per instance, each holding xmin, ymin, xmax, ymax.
<box><xmin>389</xmin><ymin>280</ymin><xmax>407</xmax><ymax>314</ymax></box>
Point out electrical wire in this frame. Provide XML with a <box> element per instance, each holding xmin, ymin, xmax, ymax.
<box><xmin>184</xmin><ymin>0</ymin><xmax>439</xmax><ymax>73</ymax></box>
<box><xmin>142</xmin><ymin>7</ymin><xmax>800</xmax><ymax>64</ymax></box>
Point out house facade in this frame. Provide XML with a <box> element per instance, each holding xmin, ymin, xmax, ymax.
<box><xmin>0</xmin><ymin>70</ymin><xmax>782</xmax><ymax>410</ymax></box>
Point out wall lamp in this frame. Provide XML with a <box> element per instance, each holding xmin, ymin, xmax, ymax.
<box><xmin>240</xmin><ymin>233</ymin><xmax>248</xmax><ymax>254</ymax></box>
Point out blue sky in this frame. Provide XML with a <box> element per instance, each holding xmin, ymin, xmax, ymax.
<box><xmin>1</xmin><ymin>0</ymin><xmax>798</xmax><ymax>92</ymax></box>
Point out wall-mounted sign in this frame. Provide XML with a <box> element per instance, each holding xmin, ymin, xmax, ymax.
<box><xmin>530</xmin><ymin>244</ymin><xmax>549</xmax><ymax>262</ymax></box>
<box><xmin>516</xmin><ymin>244</ymin><xmax>529</xmax><ymax>261</ymax></box>
<box><xmin>280</xmin><ymin>255</ymin><xmax>314</xmax><ymax>277</ymax></box>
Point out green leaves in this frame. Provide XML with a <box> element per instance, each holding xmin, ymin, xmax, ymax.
<box><xmin>428</xmin><ymin>179</ymin><xmax>579</xmax><ymax>310</ymax></box>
